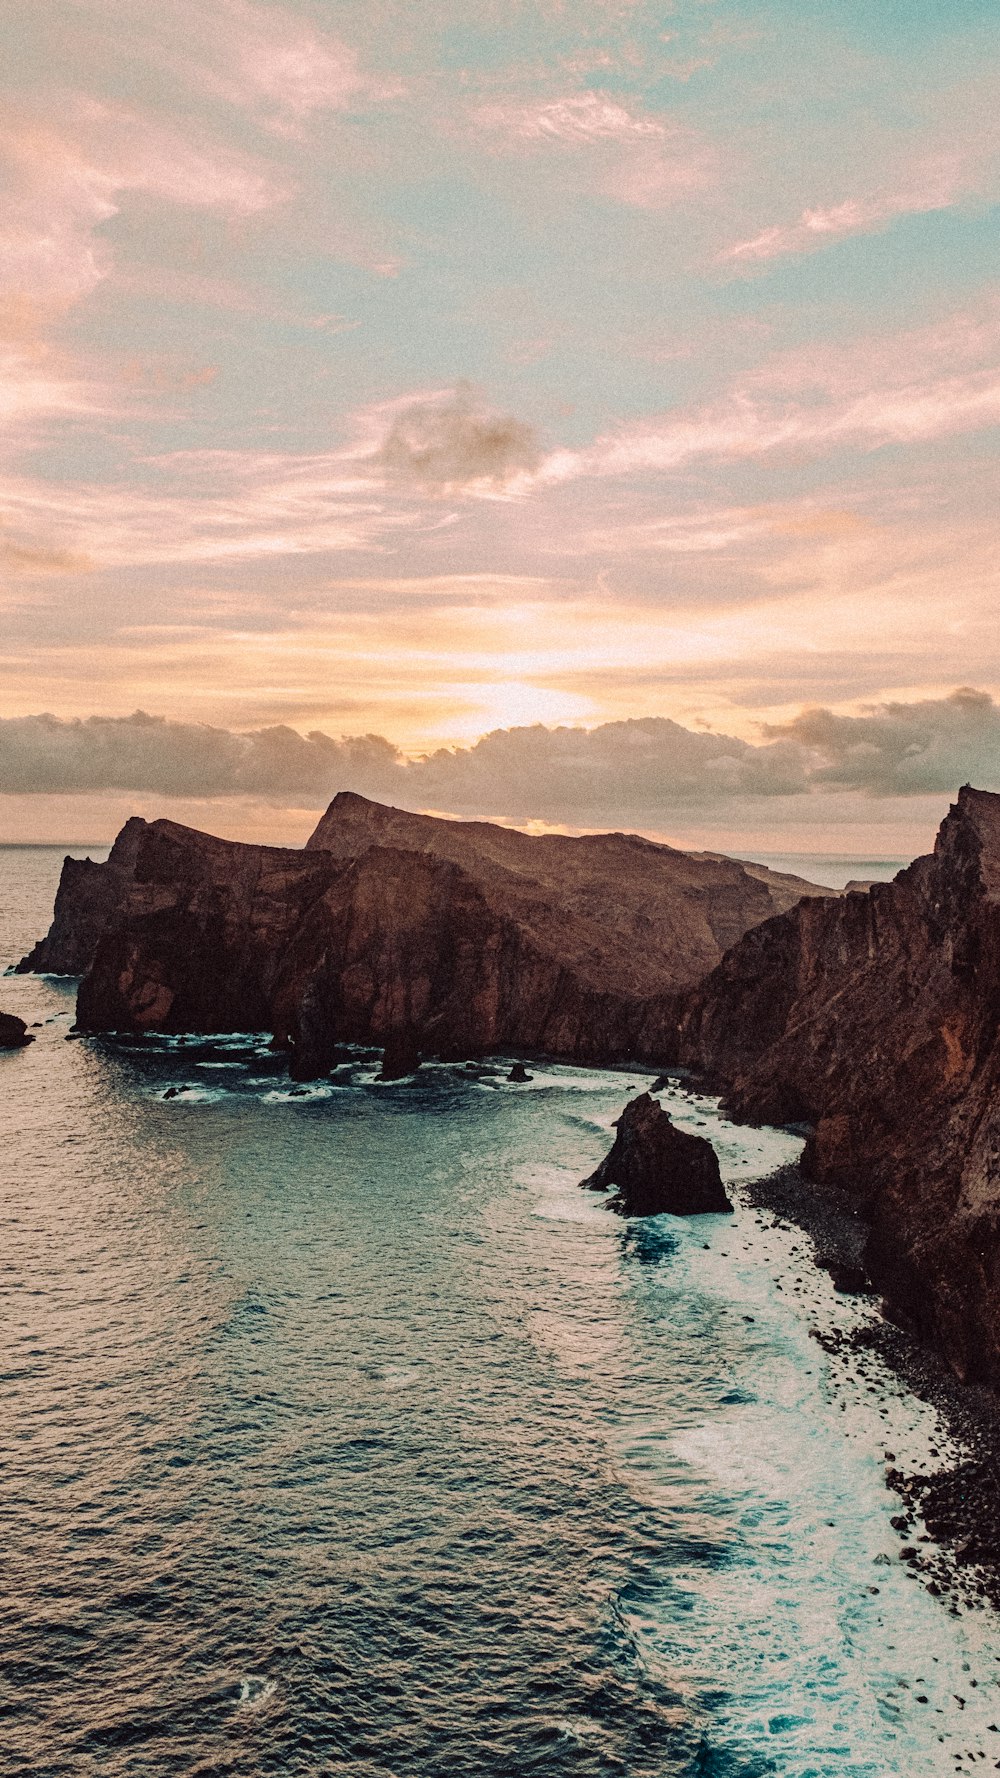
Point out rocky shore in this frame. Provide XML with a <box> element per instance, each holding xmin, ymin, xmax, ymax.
<box><xmin>741</xmin><ymin>1159</ymin><xmax>1000</xmax><ymax>1615</ymax></box>
<box><xmin>19</xmin><ymin>781</ymin><xmax>1000</xmax><ymax>1418</ymax></box>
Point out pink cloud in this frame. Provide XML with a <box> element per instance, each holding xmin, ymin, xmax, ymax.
<box><xmin>0</xmin><ymin>101</ymin><xmax>286</xmax><ymax>315</ymax></box>
<box><xmin>468</xmin><ymin>88</ymin><xmax>714</xmax><ymax>207</ymax></box>
<box><xmin>470</xmin><ymin>91</ymin><xmax>667</xmax><ymax>145</ymax></box>
<box><xmin>540</xmin><ymin>303</ymin><xmax>1000</xmax><ymax>482</ymax></box>
<box><xmin>721</xmin><ymin>159</ymin><xmax>965</xmax><ymax>265</ymax></box>
<box><xmin>103</xmin><ymin>0</ymin><xmax>404</xmax><ymax>131</ymax></box>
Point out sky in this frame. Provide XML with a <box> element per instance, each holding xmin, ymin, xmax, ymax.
<box><xmin>3</xmin><ymin>0</ymin><xmax>1000</xmax><ymax>855</ymax></box>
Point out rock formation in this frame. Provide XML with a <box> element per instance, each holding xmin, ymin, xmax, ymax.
<box><xmin>0</xmin><ymin>1012</ymin><xmax>34</xmax><ymax>1049</ymax></box>
<box><xmin>680</xmin><ymin>786</ymin><xmax>1000</xmax><ymax>1385</ymax></box>
<box><xmin>582</xmin><ymin>1093</ymin><xmax>731</xmax><ymax>1216</ymax></box>
<box><xmin>15</xmin><ymin>818</ymin><xmax>148</xmax><ymax>974</ymax></box>
<box><xmin>22</xmin><ymin>793</ymin><xmax>831</xmax><ymax>1075</ymax></box>
<box><xmin>376</xmin><ymin>1030</ymin><xmax>422</xmax><ymax>1081</ymax></box>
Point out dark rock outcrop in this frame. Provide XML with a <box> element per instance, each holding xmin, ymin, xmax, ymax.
<box><xmin>680</xmin><ymin>786</ymin><xmax>1000</xmax><ymax>1385</ymax></box>
<box><xmin>507</xmin><ymin>1062</ymin><xmax>533</xmax><ymax>1083</ymax></box>
<box><xmin>0</xmin><ymin>1012</ymin><xmax>34</xmax><ymax>1049</ymax></box>
<box><xmin>45</xmin><ymin>795</ymin><xmax>831</xmax><ymax>1075</ymax></box>
<box><xmin>15</xmin><ymin>818</ymin><xmax>147</xmax><ymax>974</ymax></box>
<box><xmin>75</xmin><ymin>821</ymin><xmax>341</xmax><ymax>1039</ymax></box>
<box><xmin>582</xmin><ymin>1092</ymin><xmax>731</xmax><ymax>1216</ymax></box>
<box><xmin>375</xmin><ymin>1030</ymin><xmax>421</xmax><ymax>1081</ymax></box>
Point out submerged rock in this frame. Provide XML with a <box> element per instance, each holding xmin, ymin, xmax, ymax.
<box><xmin>0</xmin><ymin>1012</ymin><xmax>34</xmax><ymax>1050</ymax></box>
<box><xmin>582</xmin><ymin>1092</ymin><xmax>731</xmax><ymax>1217</ymax></box>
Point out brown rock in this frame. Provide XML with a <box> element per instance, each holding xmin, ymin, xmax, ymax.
<box><xmin>66</xmin><ymin>795</ymin><xmax>831</xmax><ymax>1076</ymax></box>
<box><xmin>376</xmin><ymin>1030</ymin><xmax>421</xmax><ymax>1081</ymax></box>
<box><xmin>680</xmin><ymin>786</ymin><xmax>1000</xmax><ymax>1386</ymax></box>
<box><xmin>581</xmin><ymin>1092</ymin><xmax>731</xmax><ymax>1217</ymax></box>
<box><xmin>0</xmin><ymin>1012</ymin><xmax>33</xmax><ymax>1049</ymax></box>
<box><xmin>16</xmin><ymin>818</ymin><xmax>147</xmax><ymax>975</ymax></box>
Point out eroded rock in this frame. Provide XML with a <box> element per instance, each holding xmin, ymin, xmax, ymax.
<box><xmin>0</xmin><ymin>1012</ymin><xmax>33</xmax><ymax>1050</ymax></box>
<box><xmin>582</xmin><ymin>1092</ymin><xmax>731</xmax><ymax>1217</ymax></box>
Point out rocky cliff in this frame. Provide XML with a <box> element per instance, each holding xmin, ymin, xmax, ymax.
<box><xmin>680</xmin><ymin>786</ymin><xmax>1000</xmax><ymax>1385</ymax></box>
<box><xmin>24</xmin><ymin>794</ymin><xmax>831</xmax><ymax>1074</ymax></box>
<box><xmin>15</xmin><ymin>818</ymin><xmax>148</xmax><ymax>974</ymax></box>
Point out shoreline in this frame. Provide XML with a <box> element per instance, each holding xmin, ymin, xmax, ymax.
<box><xmin>744</xmin><ymin>1160</ymin><xmax>1000</xmax><ymax>1617</ymax></box>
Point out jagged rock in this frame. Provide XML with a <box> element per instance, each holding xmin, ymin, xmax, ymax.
<box><xmin>16</xmin><ymin>818</ymin><xmax>147</xmax><ymax>974</ymax></box>
<box><xmin>581</xmin><ymin>1093</ymin><xmax>731</xmax><ymax>1217</ymax></box>
<box><xmin>507</xmin><ymin>1062</ymin><xmax>533</xmax><ymax>1082</ymax></box>
<box><xmin>58</xmin><ymin>796</ymin><xmax>831</xmax><ymax>1075</ymax></box>
<box><xmin>0</xmin><ymin>1012</ymin><xmax>33</xmax><ymax>1050</ymax></box>
<box><xmin>680</xmin><ymin>786</ymin><xmax>1000</xmax><ymax>1387</ymax></box>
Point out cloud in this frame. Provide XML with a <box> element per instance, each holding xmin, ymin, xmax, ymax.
<box><xmin>174</xmin><ymin>0</ymin><xmax>402</xmax><ymax>128</ymax></box>
<box><xmin>0</xmin><ymin>98</ymin><xmax>290</xmax><ymax>436</ymax></box>
<box><xmin>470</xmin><ymin>92</ymin><xmax>666</xmax><ymax>146</ymax></box>
<box><xmin>539</xmin><ymin>302</ymin><xmax>1000</xmax><ymax>483</ymax></box>
<box><xmin>764</xmin><ymin>687</ymin><xmax>1000</xmax><ymax>796</ymax></box>
<box><xmin>61</xmin><ymin>0</ymin><xmax>401</xmax><ymax>130</ymax></box>
<box><xmin>0</xmin><ymin>103</ymin><xmax>285</xmax><ymax>320</ymax></box>
<box><xmin>721</xmin><ymin>164</ymin><xmax>962</xmax><ymax>265</ymax></box>
<box><xmin>0</xmin><ymin>712</ymin><xmax>401</xmax><ymax>799</ymax></box>
<box><xmin>0</xmin><ymin>534</ymin><xmax>93</xmax><ymax>576</ymax></box>
<box><xmin>5</xmin><ymin>692</ymin><xmax>998</xmax><ymax>825</ymax></box>
<box><xmin>467</xmin><ymin>89</ymin><xmax>714</xmax><ymax>208</ymax></box>
<box><xmin>372</xmin><ymin>386</ymin><xmax>541</xmax><ymax>491</ymax></box>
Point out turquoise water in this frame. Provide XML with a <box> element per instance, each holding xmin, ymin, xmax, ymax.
<box><xmin>2</xmin><ymin>846</ymin><xmax>999</xmax><ymax>1776</ymax></box>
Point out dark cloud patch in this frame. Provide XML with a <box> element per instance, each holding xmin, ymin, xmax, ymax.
<box><xmin>0</xmin><ymin>712</ymin><xmax>400</xmax><ymax>800</ymax></box>
<box><xmin>2</xmin><ymin>692</ymin><xmax>998</xmax><ymax>828</ymax></box>
<box><xmin>373</xmin><ymin>384</ymin><xmax>540</xmax><ymax>490</ymax></box>
<box><xmin>765</xmin><ymin>687</ymin><xmax>1000</xmax><ymax>796</ymax></box>
<box><xmin>411</xmin><ymin>717</ymin><xmax>808</xmax><ymax>825</ymax></box>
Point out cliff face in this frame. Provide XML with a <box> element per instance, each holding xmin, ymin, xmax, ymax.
<box><xmin>44</xmin><ymin>794</ymin><xmax>832</xmax><ymax>1073</ymax></box>
<box><xmin>75</xmin><ymin>821</ymin><xmax>341</xmax><ymax>1038</ymax></box>
<box><xmin>680</xmin><ymin>787</ymin><xmax>1000</xmax><ymax>1385</ymax></box>
<box><xmin>15</xmin><ymin>818</ymin><xmax>148</xmax><ymax>974</ymax></box>
<box><xmin>306</xmin><ymin>794</ymin><xmax>829</xmax><ymax>995</ymax></box>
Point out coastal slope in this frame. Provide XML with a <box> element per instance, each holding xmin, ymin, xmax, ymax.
<box><xmin>680</xmin><ymin>786</ymin><xmax>1000</xmax><ymax>1385</ymax></box>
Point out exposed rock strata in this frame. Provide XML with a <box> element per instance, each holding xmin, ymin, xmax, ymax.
<box><xmin>26</xmin><ymin>794</ymin><xmax>831</xmax><ymax>1075</ymax></box>
<box><xmin>680</xmin><ymin>786</ymin><xmax>1000</xmax><ymax>1386</ymax></box>
<box><xmin>582</xmin><ymin>1093</ymin><xmax>730</xmax><ymax>1216</ymax></box>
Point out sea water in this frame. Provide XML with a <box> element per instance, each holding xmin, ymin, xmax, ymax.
<box><xmin>2</xmin><ymin>845</ymin><xmax>1000</xmax><ymax>1777</ymax></box>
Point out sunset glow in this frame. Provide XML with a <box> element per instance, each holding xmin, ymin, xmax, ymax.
<box><xmin>3</xmin><ymin>0</ymin><xmax>1000</xmax><ymax>850</ymax></box>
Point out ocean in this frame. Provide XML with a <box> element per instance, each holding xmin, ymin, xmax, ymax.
<box><xmin>3</xmin><ymin>844</ymin><xmax>1000</xmax><ymax>1776</ymax></box>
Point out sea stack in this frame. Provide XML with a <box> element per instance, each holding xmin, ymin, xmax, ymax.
<box><xmin>582</xmin><ymin>1093</ymin><xmax>731</xmax><ymax>1217</ymax></box>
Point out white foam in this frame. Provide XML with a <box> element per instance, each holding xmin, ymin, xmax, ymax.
<box><xmin>603</xmin><ymin>1087</ymin><xmax>1000</xmax><ymax>1774</ymax></box>
<box><xmin>237</xmin><ymin>1676</ymin><xmax>277</xmax><ymax>1708</ymax></box>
